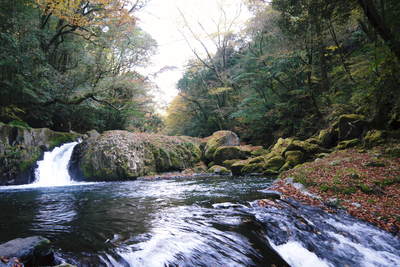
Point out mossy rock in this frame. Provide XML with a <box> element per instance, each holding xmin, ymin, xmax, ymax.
<box><xmin>284</xmin><ymin>150</ymin><xmax>304</xmax><ymax>166</ymax></box>
<box><xmin>247</xmin><ymin>156</ymin><xmax>266</xmax><ymax>164</ymax></box>
<box><xmin>297</xmin><ymin>140</ymin><xmax>322</xmax><ymax>155</ymax></box>
<box><xmin>250</xmin><ymin>147</ymin><xmax>269</xmax><ymax>156</ymax></box>
<box><xmin>364</xmin><ymin>130</ymin><xmax>385</xmax><ymax>147</ymax></box>
<box><xmin>336</xmin><ymin>139</ymin><xmax>360</xmax><ymax>150</ymax></box>
<box><xmin>337</xmin><ymin>114</ymin><xmax>368</xmax><ymax>141</ymax></box>
<box><xmin>271</xmin><ymin>138</ymin><xmax>294</xmax><ymax>156</ymax></box>
<box><xmin>213</xmin><ymin>145</ymin><xmax>252</xmax><ymax>165</ymax></box>
<box><xmin>203</xmin><ymin>131</ymin><xmax>240</xmax><ymax>161</ymax></box>
<box><xmin>193</xmin><ymin>162</ymin><xmax>208</xmax><ymax>172</ymax></box>
<box><xmin>279</xmin><ymin>162</ymin><xmax>292</xmax><ymax>172</ymax></box>
<box><xmin>241</xmin><ymin>163</ymin><xmax>265</xmax><ymax>174</ymax></box>
<box><xmin>208</xmin><ymin>165</ymin><xmax>231</xmax><ymax>175</ymax></box>
<box><xmin>264</xmin><ymin>156</ymin><xmax>285</xmax><ymax>171</ymax></box>
<box><xmin>73</xmin><ymin>131</ymin><xmax>202</xmax><ymax>181</ymax></box>
<box><xmin>305</xmin><ymin>138</ymin><xmax>321</xmax><ymax>145</ymax></box>
<box><xmin>318</xmin><ymin>128</ymin><xmax>338</xmax><ymax>148</ymax></box>
<box><xmin>230</xmin><ymin>160</ymin><xmax>249</xmax><ymax>176</ymax></box>
<box><xmin>222</xmin><ymin>159</ymin><xmax>240</xmax><ymax>169</ymax></box>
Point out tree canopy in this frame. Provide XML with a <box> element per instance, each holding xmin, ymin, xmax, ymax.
<box><xmin>0</xmin><ymin>0</ymin><xmax>160</xmax><ymax>133</ymax></box>
<box><xmin>164</xmin><ymin>0</ymin><xmax>400</xmax><ymax>145</ymax></box>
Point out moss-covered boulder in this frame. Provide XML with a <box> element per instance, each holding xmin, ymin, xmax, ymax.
<box><xmin>213</xmin><ymin>145</ymin><xmax>252</xmax><ymax>165</ymax></box>
<box><xmin>250</xmin><ymin>147</ymin><xmax>269</xmax><ymax>156</ymax></box>
<box><xmin>241</xmin><ymin>163</ymin><xmax>265</xmax><ymax>174</ymax></box>
<box><xmin>230</xmin><ymin>160</ymin><xmax>250</xmax><ymax>176</ymax></box>
<box><xmin>364</xmin><ymin>130</ymin><xmax>385</xmax><ymax>147</ymax></box>
<box><xmin>222</xmin><ymin>159</ymin><xmax>240</xmax><ymax>169</ymax></box>
<box><xmin>336</xmin><ymin>139</ymin><xmax>360</xmax><ymax>150</ymax></box>
<box><xmin>318</xmin><ymin>128</ymin><xmax>338</xmax><ymax>148</ymax></box>
<box><xmin>337</xmin><ymin>114</ymin><xmax>368</xmax><ymax>141</ymax></box>
<box><xmin>264</xmin><ymin>155</ymin><xmax>285</xmax><ymax>171</ymax></box>
<box><xmin>284</xmin><ymin>150</ymin><xmax>304</xmax><ymax>166</ymax></box>
<box><xmin>69</xmin><ymin>130</ymin><xmax>202</xmax><ymax>181</ymax></box>
<box><xmin>271</xmin><ymin>138</ymin><xmax>294</xmax><ymax>156</ymax></box>
<box><xmin>0</xmin><ymin>123</ymin><xmax>80</xmax><ymax>185</ymax></box>
<box><xmin>203</xmin><ymin>131</ymin><xmax>239</xmax><ymax>162</ymax></box>
<box><xmin>208</xmin><ymin>165</ymin><xmax>231</xmax><ymax>175</ymax></box>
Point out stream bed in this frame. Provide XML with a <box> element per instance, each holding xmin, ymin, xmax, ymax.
<box><xmin>0</xmin><ymin>176</ymin><xmax>399</xmax><ymax>266</ymax></box>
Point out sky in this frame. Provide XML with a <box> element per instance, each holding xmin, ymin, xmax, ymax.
<box><xmin>136</xmin><ymin>0</ymin><xmax>251</xmax><ymax>111</ymax></box>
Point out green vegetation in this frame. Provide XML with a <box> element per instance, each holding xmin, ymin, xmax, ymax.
<box><xmin>165</xmin><ymin>0</ymin><xmax>400</xmax><ymax>146</ymax></box>
<box><xmin>0</xmin><ymin>0</ymin><xmax>161</xmax><ymax>133</ymax></box>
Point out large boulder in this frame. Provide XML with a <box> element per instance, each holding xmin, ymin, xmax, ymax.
<box><xmin>213</xmin><ymin>146</ymin><xmax>252</xmax><ymax>165</ymax></box>
<box><xmin>69</xmin><ymin>130</ymin><xmax>202</xmax><ymax>181</ymax></box>
<box><xmin>337</xmin><ymin>114</ymin><xmax>368</xmax><ymax>141</ymax></box>
<box><xmin>0</xmin><ymin>123</ymin><xmax>80</xmax><ymax>185</ymax></box>
<box><xmin>318</xmin><ymin>128</ymin><xmax>338</xmax><ymax>148</ymax></box>
<box><xmin>271</xmin><ymin>138</ymin><xmax>321</xmax><ymax>159</ymax></box>
<box><xmin>0</xmin><ymin>236</ymin><xmax>54</xmax><ymax>266</ymax></box>
<box><xmin>203</xmin><ymin>131</ymin><xmax>239</xmax><ymax>162</ymax></box>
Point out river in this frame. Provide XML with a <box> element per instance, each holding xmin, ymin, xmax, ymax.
<box><xmin>0</xmin><ymin>143</ymin><xmax>399</xmax><ymax>266</ymax></box>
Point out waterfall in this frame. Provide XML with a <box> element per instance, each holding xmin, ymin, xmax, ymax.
<box><xmin>34</xmin><ymin>142</ymin><xmax>78</xmax><ymax>187</ymax></box>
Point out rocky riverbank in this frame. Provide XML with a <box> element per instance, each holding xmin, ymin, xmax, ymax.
<box><xmin>270</xmin><ymin>146</ymin><xmax>400</xmax><ymax>236</ymax></box>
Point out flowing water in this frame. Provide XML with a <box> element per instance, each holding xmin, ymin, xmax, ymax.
<box><xmin>0</xmin><ymin>143</ymin><xmax>399</xmax><ymax>266</ymax></box>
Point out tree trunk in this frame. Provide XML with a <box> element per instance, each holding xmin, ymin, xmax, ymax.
<box><xmin>357</xmin><ymin>0</ymin><xmax>400</xmax><ymax>61</ymax></box>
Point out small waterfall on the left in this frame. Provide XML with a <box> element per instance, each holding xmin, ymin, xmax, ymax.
<box><xmin>34</xmin><ymin>142</ymin><xmax>78</xmax><ymax>187</ymax></box>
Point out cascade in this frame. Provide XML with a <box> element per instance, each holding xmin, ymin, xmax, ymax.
<box><xmin>34</xmin><ymin>142</ymin><xmax>78</xmax><ymax>186</ymax></box>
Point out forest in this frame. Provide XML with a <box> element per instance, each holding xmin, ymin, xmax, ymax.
<box><xmin>1</xmin><ymin>0</ymin><xmax>399</xmax><ymax>145</ymax></box>
<box><xmin>165</xmin><ymin>0</ymin><xmax>400</xmax><ymax>146</ymax></box>
<box><xmin>0</xmin><ymin>0</ymin><xmax>162</xmax><ymax>133</ymax></box>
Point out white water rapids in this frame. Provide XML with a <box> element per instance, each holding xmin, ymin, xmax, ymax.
<box><xmin>34</xmin><ymin>141</ymin><xmax>78</xmax><ymax>187</ymax></box>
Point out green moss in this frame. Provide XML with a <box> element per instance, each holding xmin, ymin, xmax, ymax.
<box><xmin>336</xmin><ymin>139</ymin><xmax>360</xmax><ymax>150</ymax></box>
<box><xmin>208</xmin><ymin>165</ymin><xmax>230</xmax><ymax>174</ymax></box>
<box><xmin>373</xmin><ymin>177</ymin><xmax>400</xmax><ymax>187</ymax></box>
<box><xmin>284</xmin><ymin>150</ymin><xmax>304</xmax><ymax>166</ymax></box>
<box><xmin>8</xmin><ymin>120</ymin><xmax>31</xmax><ymax>129</ymax></box>
<box><xmin>264</xmin><ymin>156</ymin><xmax>285</xmax><ymax>171</ymax></box>
<box><xmin>18</xmin><ymin>150</ymin><xmax>40</xmax><ymax>172</ymax></box>
<box><xmin>48</xmin><ymin>132</ymin><xmax>79</xmax><ymax>149</ymax></box>
<box><xmin>247</xmin><ymin>156</ymin><xmax>266</xmax><ymax>164</ymax></box>
<box><xmin>241</xmin><ymin>163</ymin><xmax>265</xmax><ymax>174</ymax></box>
<box><xmin>358</xmin><ymin>183</ymin><xmax>374</xmax><ymax>194</ymax></box>
<box><xmin>251</xmin><ymin>148</ymin><xmax>269</xmax><ymax>156</ymax></box>
<box><xmin>213</xmin><ymin>146</ymin><xmax>251</xmax><ymax>165</ymax></box>
<box><xmin>319</xmin><ymin>184</ymin><xmax>330</xmax><ymax>192</ymax></box>
<box><xmin>341</xmin><ymin>187</ymin><xmax>357</xmax><ymax>194</ymax></box>
<box><xmin>222</xmin><ymin>159</ymin><xmax>239</xmax><ymax>168</ymax></box>
<box><xmin>364</xmin><ymin>130</ymin><xmax>385</xmax><ymax>147</ymax></box>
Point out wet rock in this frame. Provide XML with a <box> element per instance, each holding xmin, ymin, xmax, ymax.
<box><xmin>0</xmin><ymin>236</ymin><xmax>54</xmax><ymax>266</ymax></box>
<box><xmin>208</xmin><ymin>165</ymin><xmax>231</xmax><ymax>175</ymax></box>
<box><xmin>259</xmin><ymin>190</ymin><xmax>282</xmax><ymax>199</ymax></box>
<box><xmin>326</xmin><ymin>198</ymin><xmax>341</xmax><ymax>208</ymax></box>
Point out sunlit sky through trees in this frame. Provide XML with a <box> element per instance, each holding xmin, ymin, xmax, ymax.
<box><xmin>137</xmin><ymin>0</ymin><xmax>251</xmax><ymax>111</ymax></box>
